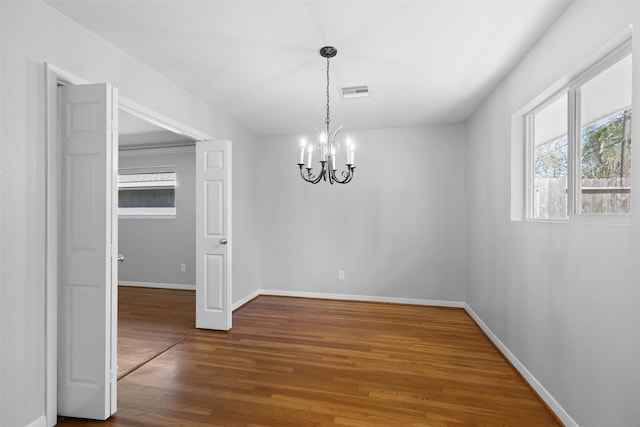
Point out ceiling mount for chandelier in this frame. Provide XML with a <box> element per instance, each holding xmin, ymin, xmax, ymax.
<box><xmin>297</xmin><ymin>46</ymin><xmax>356</xmax><ymax>185</ymax></box>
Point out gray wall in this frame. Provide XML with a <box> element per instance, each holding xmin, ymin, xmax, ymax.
<box><xmin>465</xmin><ymin>2</ymin><xmax>640</xmax><ymax>426</ymax></box>
<box><xmin>231</xmin><ymin>128</ymin><xmax>262</xmax><ymax>304</ymax></box>
<box><xmin>117</xmin><ymin>135</ymin><xmax>261</xmax><ymax>300</ymax></box>
<box><xmin>4</xmin><ymin>1</ymin><xmax>639</xmax><ymax>426</ymax></box>
<box><xmin>259</xmin><ymin>125</ymin><xmax>466</xmax><ymax>303</ymax></box>
<box><xmin>118</xmin><ymin>149</ymin><xmax>196</xmax><ymax>287</ymax></box>
<box><xmin>117</xmin><ymin>134</ymin><xmax>261</xmax><ymax>301</ymax></box>
<box><xmin>0</xmin><ymin>2</ymin><xmax>260</xmax><ymax>425</ymax></box>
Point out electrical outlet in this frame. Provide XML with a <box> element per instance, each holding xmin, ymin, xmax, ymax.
<box><xmin>180</xmin><ymin>263</ymin><xmax>186</xmax><ymax>272</ymax></box>
<box><xmin>338</xmin><ymin>270</ymin><xmax>344</xmax><ymax>280</ymax></box>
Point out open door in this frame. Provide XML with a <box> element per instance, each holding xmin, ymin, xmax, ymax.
<box><xmin>196</xmin><ymin>140</ymin><xmax>232</xmax><ymax>330</ymax></box>
<box><xmin>57</xmin><ymin>83</ymin><xmax>118</xmax><ymax>419</ymax></box>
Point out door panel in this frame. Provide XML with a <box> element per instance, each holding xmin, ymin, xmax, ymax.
<box><xmin>205</xmin><ymin>180</ymin><xmax>224</xmax><ymax>235</ymax></box>
<box><xmin>196</xmin><ymin>141</ymin><xmax>232</xmax><ymax>330</ymax></box>
<box><xmin>58</xmin><ymin>83</ymin><xmax>118</xmax><ymax>420</ymax></box>
<box><xmin>205</xmin><ymin>254</ymin><xmax>224</xmax><ymax>310</ymax></box>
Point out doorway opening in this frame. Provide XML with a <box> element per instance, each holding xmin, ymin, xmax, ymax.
<box><xmin>44</xmin><ymin>63</ymin><xmax>231</xmax><ymax>425</ymax></box>
<box><xmin>116</xmin><ymin>110</ymin><xmax>198</xmax><ymax>379</ymax></box>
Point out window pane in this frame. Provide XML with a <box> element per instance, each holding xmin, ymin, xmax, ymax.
<box><xmin>118</xmin><ymin>172</ymin><xmax>176</xmax><ymax>216</ymax></box>
<box><xmin>533</xmin><ymin>93</ymin><xmax>568</xmax><ymax>219</ymax></box>
<box><xmin>579</xmin><ymin>54</ymin><xmax>632</xmax><ymax>214</ymax></box>
<box><xmin>119</xmin><ymin>188</ymin><xmax>175</xmax><ymax>208</ymax></box>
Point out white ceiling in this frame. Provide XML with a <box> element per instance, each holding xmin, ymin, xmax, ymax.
<box><xmin>47</xmin><ymin>0</ymin><xmax>571</xmax><ymax>137</ymax></box>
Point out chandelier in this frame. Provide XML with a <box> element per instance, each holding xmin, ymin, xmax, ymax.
<box><xmin>297</xmin><ymin>46</ymin><xmax>355</xmax><ymax>184</ymax></box>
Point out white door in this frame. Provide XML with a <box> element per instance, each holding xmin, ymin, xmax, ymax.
<box><xmin>57</xmin><ymin>83</ymin><xmax>118</xmax><ymax>419</ymax></box>
<box><xmin>196</xmin><ymin>140</ymin><xmax>232</xmax><ymax>330</ymax></box>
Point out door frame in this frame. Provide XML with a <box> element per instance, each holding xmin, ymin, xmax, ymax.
<box><xmin>44</xmin><ymin>63</ymin><xmax>217</xmax><ymax>425</ymax></box>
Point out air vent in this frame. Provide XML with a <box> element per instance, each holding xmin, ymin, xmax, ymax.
<box><xmin>341</xmin><ymin>85</ymin><xmax>369</xmax><ymax>99</ymax></box>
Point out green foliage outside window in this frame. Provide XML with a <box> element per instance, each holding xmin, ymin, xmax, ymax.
<box><xmin>534</xmin><ymin>109</ymin><xmax>631</xmax><ymax>180</ymax></box>
<box><xmin>535</xmin><ymin>135</ymin><xmax>567</xmax><ymax>179</ymax></box>
<box><xmin>581</xmin><ymin>110</ymin><xmax>632</xmax><ymax>179</ymax></box>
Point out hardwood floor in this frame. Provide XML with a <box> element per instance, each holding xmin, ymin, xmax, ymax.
<box><xmin>117</xmin><ymin>286</ymin><xmax>195</xmax><ymax>378</ymax></box>
<box><xmin>58</xmin><ymin>294</ymin><xmax>561</xmax><ymax>426</ymax></box>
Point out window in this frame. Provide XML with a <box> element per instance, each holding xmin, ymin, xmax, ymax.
<box><xmin>578</xmin><ymin>54</ymin><xmax>632</xmax><ymax>214</ymax></box>
<box><xmin>118</xmin><ymin>171</ymin><xmax>176</xmax><ymax>217</ymax></box>
<box><xmin>526</xmin><ymin>40</ymin><xmax>632</xmax><ymax>220</ymax></box>
<box><xmin>531</xmin><ymin>93</ymin><xmax>568</xmax><ymax>219</ymax></box>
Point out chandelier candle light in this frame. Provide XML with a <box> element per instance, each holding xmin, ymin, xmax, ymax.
<box><xmin>297</xmin><ymin>46</ymin><xmax>356</xmax><ymax>184</ymax></box>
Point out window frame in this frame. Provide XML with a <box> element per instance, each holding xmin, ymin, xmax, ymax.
<box><xmin>524</xmin><ymin>38</ymin><xmax>632</xmax><ymax>224</ymax></box>
<box><xmin>118</xmin><ymin>167</ymin><xmax>177</xmax><ymax>219</ymax></box>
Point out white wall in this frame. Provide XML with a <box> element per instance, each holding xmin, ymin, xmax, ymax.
<box><xmin>259</xmin><ymin>126</ymin><xmax>466</xmax><ymax>304</ymax></box>
<box><xmin>0</xmin><ymin>1</ymin><xmax>260</xmax><ymax>426</ymax></box>
<box><xmin>118</xmin><ymin>149</ymin><xmax>197</xmax><ymax>287</ymax></box>
<box><xmin>231</xmin><ymin>126</ymin><xmax>261</xmax><ymax>305</ymax></box>
<box><xmin>466</xmin><ymin>2</ymin><xmax>640</xmax><ymax>426</ymax></box>
<box><xmin>0</xmin><ymin>0</ymin><xmax>3</xmax><ymax>418</ymax></box>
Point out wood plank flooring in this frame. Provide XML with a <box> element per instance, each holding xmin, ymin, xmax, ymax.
<box><xmin>117</xmin><ymin>286</ymin><xmax>195</xmax><ymax>378</ymax></box>
<box><xmin>58</xmin><ymin>293</ymin><xmax>561</xmax><ymax>426</ymax></box>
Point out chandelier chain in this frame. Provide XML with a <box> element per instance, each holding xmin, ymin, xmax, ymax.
<box><xmin>326</xmin><ymin>57</ymin><xmax>330</xmax><ymax>125</ymax></box>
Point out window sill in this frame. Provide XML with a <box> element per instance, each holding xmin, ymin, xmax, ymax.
<box><xmin>521</xmin><ymin>214</ymin><xmax>630</xmax><ymax>226</ymax></box>
<box><xmin>521</xmin><ymin>218</ymin><xmax>570</xmax><ymax>224</ymax></box>
<box><xmin>568</xmin><ymin>214</ymin><xmax>630</xmax><ymax>225</ymax></box>
<box><xmin>119</xmin><ymin>215</ymin><xmax>176</xmax><ymax>220</ymax></box>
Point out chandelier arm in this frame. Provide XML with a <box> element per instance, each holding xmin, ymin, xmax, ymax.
<box><xmin>312</xmin><ymin>168</ymin><xmax>325</xmax><ymax>184</ymax></box>
<box><xmin>327</xmin><ymin>125</ymin><xmax>344</xmax><ymax>185</ymax></box>
<box><xmin>329</xmin><ymin>125</ymin><xmax>343</xmax><ymax>144</ymax></box>
<box><xmin>317</xmin><ymin>164</ymin><xmax>330</xmax><ymax>184</ymax></box>
<box><xmin>328</xmin><ymin>167</ymin><xmax>335</xmax><ymax>185</ymax></box>
<box><xmin>298</xmin><ymin>165</ymin><xmax>312</xmax><ymax>182</ymax></box>
<box><xmin>332</xmin><ymin>166</ymin><xmax>355</xmax><ymax>184</ymax></box>
<box><xmin>344</xmin><ymin>168</ymin><xmax>355</xmax><ymax>184</ymax></box>
<box><xmin>335</xmin><ymin>173</ymin><xmax>353</xmax><ymax>184</ymax></box>
<box><xmin>299</xmin><ymin>164</ymin><xmax>325</xmax><ymax>184</ymax></box>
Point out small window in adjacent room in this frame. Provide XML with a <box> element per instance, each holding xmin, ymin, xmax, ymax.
<box><xmin>118</xmin><ymin>171</ymin><xmax>176</xmax><ymax>217</ymax></box>
<box><xmin>522</xmin><ymin>38</ymin><xmax>632</xmax><ymax>222</ymax></box>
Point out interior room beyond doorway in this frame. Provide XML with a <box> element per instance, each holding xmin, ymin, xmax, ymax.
<box><xmin>117</xmin><ymin>110</ymin><xmax>198</xmax><ymax>376</ymax></box>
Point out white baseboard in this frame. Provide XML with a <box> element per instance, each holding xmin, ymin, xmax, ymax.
<box><xmin>26</xmin><ymin>415</ymin><xmax>47</xmax><ymax>427</ymax></box>
<box><xmin>118</xmin><ymin>281</ymin><xmax>195</xmax><ymax>290</ymax></box>
<box><xmin>463</xmin><ymin>304</ymin><xmax>578</xmax><ymax>427</ymax></box>
<box><xmin>232</xmin><ymin>289</ymin><xmax>261</xmax><ymax>311</ymax></box>
<box><xmin>259</xmin><ymin>289</ymin><xmax>465</xmax><ymax>308</ymax></box>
